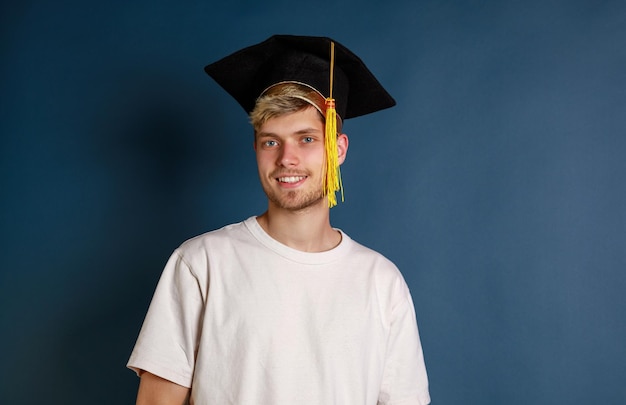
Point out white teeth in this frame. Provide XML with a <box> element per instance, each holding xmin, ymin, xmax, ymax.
<box><xmin>278</xmin><ymin>176</ymin><xmax>305</xmax><ymax>183</ymax></box>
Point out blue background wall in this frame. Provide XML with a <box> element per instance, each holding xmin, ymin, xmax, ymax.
<box><xmin>1</xmin><ymin>1</ymin><xmax>625</xmax><ymax>403</ymax></box>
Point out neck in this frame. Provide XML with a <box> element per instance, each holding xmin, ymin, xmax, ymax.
<box><xmin>256</xmin><ymin>200</ymin><xmax>341</xmax><ymax>252</ymax></box>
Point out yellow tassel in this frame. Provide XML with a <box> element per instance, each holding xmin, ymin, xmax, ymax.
<box><xmin>324</xmin><ymin>41</ymin><xmax>344</xmax><ymax>208</ymax></box>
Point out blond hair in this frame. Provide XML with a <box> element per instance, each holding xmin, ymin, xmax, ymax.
<box><xmin>249</xmin><ymin>83</ymin><xmax>326</xmax><ymax>133</ymax></box>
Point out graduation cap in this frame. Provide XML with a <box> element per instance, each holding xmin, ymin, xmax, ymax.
<box><xmin>204</xmin><ymin>34</ymin><xmax>395</xmax><ymax>207</ymax></box>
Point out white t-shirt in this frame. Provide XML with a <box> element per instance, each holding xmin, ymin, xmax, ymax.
<box><xmin>128</xmin><ymin>217</ymin><xmax>430</xmax><ymax>405</ymax></box>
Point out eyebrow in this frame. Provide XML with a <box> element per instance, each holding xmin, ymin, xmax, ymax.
<box><xmin>256</xmin><ymin>127</ymin><xmax>323</xmax><ymax>138</ymax></box>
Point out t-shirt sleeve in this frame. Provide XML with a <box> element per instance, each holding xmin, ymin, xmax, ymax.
<box><xmin>378</xmin><ymin>278</ymin><xmax>431</xmax><ymax>405</ymax></box>
<box><xmin>127</xmin><ymin>249</ymin><xmax>205</xmax><ymax>388</ymax></box>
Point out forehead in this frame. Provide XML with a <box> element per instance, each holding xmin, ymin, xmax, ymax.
<box><xmin>256</xmin><ymin>107</ymin><xmax>325</xmax><ymax>137</ymax></box>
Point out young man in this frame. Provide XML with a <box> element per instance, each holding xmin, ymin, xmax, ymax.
<box><xmin>127</xmin><ymin>35</ymin><xmax>430</xmax><ymax>405</ymax></box>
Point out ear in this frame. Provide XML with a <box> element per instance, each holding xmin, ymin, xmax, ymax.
<box><xmin>337</xmin><ymin>133</ymin><xmax>349</xmax><ymax>165</ymax></box>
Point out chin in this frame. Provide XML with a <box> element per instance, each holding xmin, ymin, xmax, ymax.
<box><xmin>267</xmin><ymin>190</ymin><xmax>325</xmax><ymax>211</ymax></box>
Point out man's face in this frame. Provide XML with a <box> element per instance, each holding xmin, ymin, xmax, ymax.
<box><xmin>254</xmin><ymin>107</ymin><xmax>328</xmax><ymax>211</ymax></box>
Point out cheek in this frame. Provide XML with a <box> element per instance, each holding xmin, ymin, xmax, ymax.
<box><xmin>256</xmin><ymin>150</ymin><xmax>276</xmax><ymax>169</ymax></box>
<box><xmin>308</xmin><ymin>148</ymin><xmax>326</xmax><ymax>164</ymax></box>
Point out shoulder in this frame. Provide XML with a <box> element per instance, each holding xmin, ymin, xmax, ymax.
<box><xmin>343</xmin><ymin>233</ymin><xmax>401</xmax><ymax>274</ymax></box>
<box><xmin>341</xmin><ymin>232</ymin><xmax>409</xmax><ymax>293</ymax></box>
<box><xmin>178</xmin><ymin>219</ymin><xmax>251</xmax><ymax>252</ymax></box>
<box><xmin>166</xmin><ymin>219</ymin><xmax>254</xmax><ymax>271</ymax></box>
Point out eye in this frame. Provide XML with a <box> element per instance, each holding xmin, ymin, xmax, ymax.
<box><xmin>262</xmin><ymin>139</ymin><xmax>278</xmax><ymax>147</ymax></box>
<box><xmin>302</xmin><ymin>136</ymin><xmax>315</xmax><ymax>144</ymax></box>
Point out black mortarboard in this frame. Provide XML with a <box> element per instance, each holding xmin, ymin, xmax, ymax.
<box><xmin>204</xmin><ymin>34</ymin><xmax>396</xmax><ymax>120</ymax></box>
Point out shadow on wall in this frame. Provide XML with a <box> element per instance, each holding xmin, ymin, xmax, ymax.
<box><xmin>2</xmin><ymin>69</ymin><xmax>235</xmax><ymax>404</ymax></box>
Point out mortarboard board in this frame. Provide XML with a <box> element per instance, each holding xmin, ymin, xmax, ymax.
<box><xmin>204</xmin><ymin>34</ymin><xmax>396</xmax><ymax>207</ymax></box>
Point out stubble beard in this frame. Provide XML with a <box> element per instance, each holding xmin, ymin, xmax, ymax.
<box><xmin>263</xmin><ymin>182</ymin><xmax>325</xmax><ymax>212</ymax></box>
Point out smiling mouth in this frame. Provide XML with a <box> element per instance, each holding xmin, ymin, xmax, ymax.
<box><xmin>277</xmin><ymin>176</ymin><xmax>307</xmax><ymax>184</ymax></box>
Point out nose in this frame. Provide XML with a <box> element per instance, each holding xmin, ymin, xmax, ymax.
<box><xmin>278</xmin><ymin>141</ymin><xmax>299</xmax><ymax>167</ymax></box>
